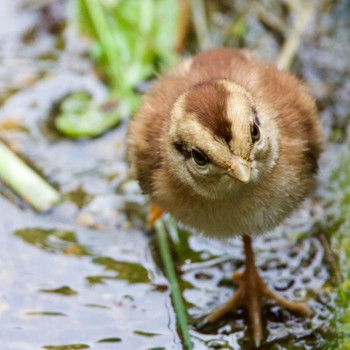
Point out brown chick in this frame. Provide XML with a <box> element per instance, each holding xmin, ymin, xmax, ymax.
<box><xmin>127</xmin><ymin>48</ymin><xmax>323</xmax><ymax>347</ymax></box>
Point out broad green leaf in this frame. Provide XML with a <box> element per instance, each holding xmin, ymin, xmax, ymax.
<box><xmin>54</xmin><ymin>92</ymin><xmax>122</xmax><ymax>138</ymax></box>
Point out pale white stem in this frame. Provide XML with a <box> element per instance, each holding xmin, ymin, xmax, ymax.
<box><xmin>0</xmin><ymin>141</ymin><xmax>61</xmax><ymax>211</ymax></box>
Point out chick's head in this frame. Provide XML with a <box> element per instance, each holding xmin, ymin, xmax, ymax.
<box><xmin>165</xmin><ymin>79</ymin><xmax>279</xmax><ymax>199</ymax></box>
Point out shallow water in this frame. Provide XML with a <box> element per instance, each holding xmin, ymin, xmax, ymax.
<box><xmin>0</xmin><ymin>1</ymin><xmax>349</xmax><ymax>349</ymax></box>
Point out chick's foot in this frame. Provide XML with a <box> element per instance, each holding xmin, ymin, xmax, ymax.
<box><xmin>203</xmin><ymin>235</ymin><xmax>312</xmax><ymax>348</ymax></box>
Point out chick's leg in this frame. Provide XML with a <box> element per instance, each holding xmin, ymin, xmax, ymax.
<box><xmin>204</xmin><ymin>235</ymin><xmax>312</xmax><ymax>347</ymax></box>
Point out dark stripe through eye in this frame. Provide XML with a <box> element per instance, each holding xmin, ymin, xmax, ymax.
<box><xmin>173</xmin><ymin>142</ymin><xmax>209</xmax><ymax>166</ymax></box>
<box><xmin>173</xmin><ymin>141</ymin><xmax>191</xmax><ymax>159</ymax></box>
<box><xmin>254</xmin><ymin>115</ymin><xmax>260</xmax><ymax>126</ymax></box>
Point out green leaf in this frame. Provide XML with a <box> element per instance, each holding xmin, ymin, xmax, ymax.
<box><xmin>54</xmin><ymin>92</ymin><xmax>122</xmax><ymax>138</ymax></box>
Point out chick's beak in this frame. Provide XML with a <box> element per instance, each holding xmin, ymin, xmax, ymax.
<box><xmin>227</xmin><ymin>155</ymin><xmax>251</xmax><ymax>183</ymax></box>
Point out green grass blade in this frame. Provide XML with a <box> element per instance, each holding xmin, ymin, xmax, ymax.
<box><xmin>155</xmin><ymin>219</ymin><xmax>193</xmax><ymax>350</ymax></box>
<box><xmin>0</xmin><ymin>141</ymin><xmax>60</xmax><ymax>211</ymax></box>
<box><xmin>82</xmin><ymin>0</ymin><xmax>121</xmax><ymax>85</ymax></box>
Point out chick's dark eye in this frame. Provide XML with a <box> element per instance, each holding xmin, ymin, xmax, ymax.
<box><xmin>251</xmin><ymin>122</ymin><xmax>261</xmax><ymax>142</ymax></box>
<box><xmin>191</xmin><ymin>149</ymin><xmax>209</xmax><ymax>166</ymax></box>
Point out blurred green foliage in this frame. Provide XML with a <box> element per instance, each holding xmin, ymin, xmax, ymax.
<box><xmin>75</xmin><ymin>0</ymin><xmax>178</xmax><ymax>107</ymax></box>
<box><xmin>57</xmin><ymin>0</ymin><xmax>179</xmax><ymax>138</ymax></box>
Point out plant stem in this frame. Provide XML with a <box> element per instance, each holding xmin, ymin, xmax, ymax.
<box><xmin>277</xmin><ymin>0</ymin><xmax>313</xmax><ymax>70</ymax></box>
<box><xmin>190</xmin><ymin>0</ymin><xmax>210</xmax><ymax>50</ymax></box>
<box><xmin>155</xmin><ymin>219</ymin><xmax>193</xmax><ymax>350</ymax></box>
<box><xmin>0</xmin><ymin>141</ymin><xmax>60</xmax><ymax>211</ymax></box>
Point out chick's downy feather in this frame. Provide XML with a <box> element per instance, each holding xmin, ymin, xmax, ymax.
<box><xmin>127</xmin><ymin>48</ymin><xmax>322</xmax><ymax>237</ymax></box>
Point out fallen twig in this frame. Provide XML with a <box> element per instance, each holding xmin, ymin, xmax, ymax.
<box><xmin>277</xmin><ymin>0</ymin><xmax>313</xmax><ymax>70</ymax></box>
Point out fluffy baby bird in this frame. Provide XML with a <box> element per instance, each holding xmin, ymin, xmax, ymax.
<box><xmin>127</xmin><ymin>48</ymin><xmax>322</xmax><ymax>346</ymax></box>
